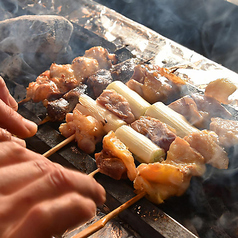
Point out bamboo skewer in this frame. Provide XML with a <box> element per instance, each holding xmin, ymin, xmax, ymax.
<box><xmin>18</xmin><ymin>97</ymin><xmax>31</xmax><ymax>105</ymax></box>
<box><xmin>72</xmin><ymin>191</ymin><xmax>147</xmax><ymax>238</ymax></box>
<box><xmin>38</xmin><ymin>116</ymin><xmax>51</xmax><ymax>125</ymax></box>
<box><xmin>43</xmin><ymin>134</ymin><xmax>76</xmax><ymax>157</ymax></box>
<box><xmin>88</xmin><ymin>168</ymin><xmax>100</xmax><ymax>177</ymax></box>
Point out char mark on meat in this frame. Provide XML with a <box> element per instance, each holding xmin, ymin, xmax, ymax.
<box><xmin>169</xmin><ymin>93</ymin><xmax>232</xmax><ymax>129</ymax></box>
<box><xmin>44</xmin><ymin>85</ymin><xmax>87</xmax><ymax>121</ymax></box>
<box><xmin>86</xmin><ymin>69</ymin><xmax>113</xmax><ymax>99</ymax></box>
<box><xmin>126</xmin><ymin>64</ymin><xmax>181</xmax><ymax>104</ymax></box>
<box><xmin>131</xmin><ymin>116</ymin><xmax>176</xmax><ymax>152</ymax></box>
<box><xmin>96</xmin><ymin>89</ymin><xmax>135</xmax><ymax>124</ymax></box>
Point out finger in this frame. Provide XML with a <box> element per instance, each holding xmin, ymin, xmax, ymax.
<box><xmin>0</xmin><ymin>76</ymin><xmax>18</xmax><ymax>111</ymax></box>
<box><xmin>0</xmin><ymin>128</ymin><xmax>26</xmax><ymax>147</ymax></box>
<box><xmin>0</xmin><ymin>99</ymin><xmax>37</xmax><ymax>138</ymax></box>
<box><xmin>9</xmin><ymin>168</ymin><xmax>105</xmax><ymax>217</ymax></box>
<box><xmin>0</xmin><ymin>142</ymin><xmax>48</xmax><ymax>167</ymax></box>
<box><xmin>7</xmin><ymin>192</ymin><xmax>97</xmax><ymax>238</ymax></box>
<box><xmin>0</xmin><ymin>159</ymin><xmax>62</xmax><ymax>195</ymax></box>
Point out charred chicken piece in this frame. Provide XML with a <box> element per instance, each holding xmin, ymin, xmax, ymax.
<box><xmin>23</xmin><ymin>46</ymin><xmax>117</xmax><ymax>103</ymax></box>
<box><xmin>168</xmin><ymin>93</ymin><xmax>232</xmax><ymax>129</ymax></box>
<box><xmin>96</xmin><ymin>89</ymin><xmax>135</xmax><ymax>124</ymax></box>
<box><xmin>134</xmin><ymin>162</ymin><xmax>193</xmax><ymax>204</ymax></box>
<box><xmin>71</xmin><ymin>56</ymin><xmax>99</xmax><ymax>82</ymax></box>
<box><xmin>95</xmin><ymin>131</ymin><xmax>137</xmax><ymax>181</ymax></box>
<box><xmin>26</xmin><ymin>70</ymin><xmax>63</xmax><ymax>103</ymax></box>
<box><xmin>84</xmin><ymin>46</ymin><xmax>118</xmax><ymax>69</ymax></box>
<box><xmin>86</xmin><ymin>69</ymin><xmax>113</xmax><ymax>99</ymax></box>
<box><xmin>110</xmin><ymin>58</ymin><xmax>140</xmax><ymax>83</ymax></box>
<box><xmin>43</xmin><ymin>85</ymin><xmax>87</xmax><ymax>122</ymax></box>
<box><xmin>210</xmin><ymin>117</ymin><xmax>238</xmax><ymax>148</ymax></box>
<box><xmin>166</xmin><ymin>137</ymin><xmax>206</xmax><ymax>176</ymax></box>
<box><xmin>184</xmin><ymin>130</ymin><xmax>229</xmax><ymax>169</ymax></box>
<box><xmin>126</xmin><ymin>64</ymin><xmax>183</xmax><ymax>104</ymax></box>
<box><xmin>59</xmin><ymin>108</ymin><xmax>104</xmax><ymax>154</ymax></box>
<box><xmin>130</xmin><ymin>116</ymin><xmax>176</xmax><ymax>152</ymax></box>
<box><xmin>204</xmin><ymin>78</ymin><xmax>237</xmax><ymax>104</ymax></box>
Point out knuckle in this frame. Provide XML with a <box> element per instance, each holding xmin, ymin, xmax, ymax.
<box><xmin>10</xmin><ymin>142</ymin><xmax>26</xmax><ymax>156</ymax></box>
<box><xmin>49</xmin><ymin>169</ymin><xmax>71</xmax><ymax>192</ymax></box>
<box><xmin>32</xmin><ymin>160</ymin><xmax>52</xmax><ymax>174</ymax></box>
<box><xmin>28</xmin><ymin>203</ymin><xmax>49</xmax><ymax>225</ymax></box>
<box><xmin>0</xmin><ymin>128</ymin><xmax>11</xmax><ymax>141</ymax></box>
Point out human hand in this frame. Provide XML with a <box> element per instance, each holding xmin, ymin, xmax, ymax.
<box><xmin>0</xmin><ymin>128</ymin><xmax>26</xmax><ymax>147</ymax></box>
<box><xmin>0</xmin><ymin>142</ymin><xmax>106</xmax><ymax>238</ymax></box>
<box><xmin>0</xmin><ymin>76</ymin><xmax>37</xmax><ymax>138</ymax></box>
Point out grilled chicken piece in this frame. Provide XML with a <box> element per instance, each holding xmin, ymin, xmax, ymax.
<box><xmin>210</xmin><ymin>117</ymin><xmax>238</xmax><ymax>148</ymax></box>
<box><xmin>184</xmin><ymin>130</ymin><xmax>229</xmax><ymax>169</ymax></box>
<box><xmin>24</xmin><ymin>46</ymin><xmax>116</xmax><ymax>103</ymax></box>
<box><xmin>84</xmin><ymin>46</ymin><xmax>118</xmax><ymax>69</ymax></box>
<box><xmin>26</xmin><ymin>70</ymin><xmax>63</xmax><ymax>102</ymax></box>
<box><xmin>126</xmin><ymin>64</ymin><xmax>182</xmax><ymax>104</ymax></box>
<box><xmin>59</xmin><ymin>108</ymin><xmax>104</xmax><ymax>154</ymax></box>
<box><xmin>169</xmin><ymin>93</ymin><xmax>232</xmax><ymax>129</ymax></box>
<box><xmin>43</xmin><ymin>85</ymin><xmax>87</xmax><ymax>121</ymax></box>
<box><xmin>134</xmin><ymin>162</ymin><xmax>192</xmax><ymax>204</ymax></box>
<box><xmin>96</xmin><ymin>89</ymin><xmax>135</xmax><ymax>124</ymax></box>
<box><xmin>205</xmin><ymin>78</ymin><xmax>237</xmax><ymax>104</ymax></box>
<box><xmin>71</xmin><ymin>56</ymin><xmax>99</xmax><ymax>82</ymax></box>
<box><xmin>26</xmin><ymin>58</ymin><xmax>97</xmax><ymax>103</ymax></box>
<box><xmin>166</xmin><ymin>137</ymin><xmax>206</xmax><ymax>176</ymax></box>
<box><xmin>130</xmin><ymin>116</ymin><xmax>176</xmax><ymax>152</ymax></box>
<box><xmin>110</xmin><ymin>58</ymin><xmax>139</xmax><ymax>83</ymax></box>
<box><xmin>95</xmin><ymin>131</ymin><xmax>137</xmax><ymax>181</ymax></box>
<box><xmin>86</xmin><ymin>69</ymin><xmax>113</xmax><ymax>98</ymax></box>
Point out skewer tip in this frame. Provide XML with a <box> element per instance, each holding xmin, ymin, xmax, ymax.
<box><xmin>18</xmin><ymin>97</ymin><xmax>31</xmax><ymax>105</ymax></box>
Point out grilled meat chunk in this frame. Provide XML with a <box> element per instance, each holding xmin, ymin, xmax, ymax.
<box><xmin>169</xmin><ymin>93</ymin><xmax>232</xmax><ymax>128</ymax></box>
<box><xmin>84</xmin><ymin>46</ymin><xmax>118</xmax><ymax>69</ymax></box>
<box><xmin>126</xmin><ymin>64</ymin><xmax>181</xmax><ymax>104</ymax></box>
<box><xmin>44</xmin><ymin>85</ymin><xmax>86</xmax><ymax>121</ymax></box>
<box><xmin>96</xmin><ymin>89</ymin><xmax>135</xmax><ymax>124</ymax></box>
<box><xmin>86</xmin><ymin>69</ymin><xmax>113</xmax><ymax>98</ymax></box>
<box><xmin>59</xmin><ymin>108</ymin><xmax>104</xmax><ymax>154</ymax></box>
<box><xmin>166</xmin><ymin>137</ymin><xmax>206</xmax><ymax>176</ymax></box>
<box><xmin>95</xmin><ymin>131</ymin><xmax>137</xmax><ymax>181</ymax></box>
<box><xmin>204</xmin><ymin>78</ymin><xmax>237</xmax><ymax>104</ymax></box>
<box><xmin>130</xmin><ymin>116</ymin><xmax>176</xmax><ymax>152</ymax></box>
<box><xmin>134</xmin><ymin>162</ymin><xmax>193</xmax><ymax>204</ymax></box>
<box><xmin>210</xmin><ymin>117</ymin><xmax>238</xmax><ymax>148</ymax></box>
<box><xmin>184</xmin><ymin>130</ymin><xmax>229</xmax><ymax>169</ymax></box>
<box><xmin>110</xmin><ymin>58</ymin><xmax>139</xmax><ymax>83</ymax></box>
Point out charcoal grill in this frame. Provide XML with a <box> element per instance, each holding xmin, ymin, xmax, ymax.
<box><xmin>3</xmin><ymin>0</ymin><xmax>238</xmax><ymax>237</ymax></box>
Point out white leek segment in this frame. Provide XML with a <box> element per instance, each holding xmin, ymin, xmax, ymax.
<box><xmin>76</xmin><ymin>94</ymin><xmax>126</xmax><ymax>133</ymax></box>
<box><xmin>106</xmin><ymin>81</ymin><xmax>151</xmax><ymax>119</ymax></box>
<box><xmin>115</xmin><ymin>125</ymin><xmax>165</xmax><ymax>164</ymax></box>
<box><xmin>145</xmin><ymin>102</ymin><xmax>199</xmax><ymax>138</ymax></box>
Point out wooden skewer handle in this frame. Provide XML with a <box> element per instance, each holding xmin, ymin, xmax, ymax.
<box><xmin>43</xmin><ymin>134</ymin><xmax>76</xmax><ymax>158</ymax></box>
<box><xmin>72</xmin><ymin>191</ymin><xmax>146</xmax><ymax>238</ymax></box>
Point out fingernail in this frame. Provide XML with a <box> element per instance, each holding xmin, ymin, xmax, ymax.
<box><xmin>23</xmin><ymin>118</ymin><xmax>38</xmax><ymax>137</ymax></box>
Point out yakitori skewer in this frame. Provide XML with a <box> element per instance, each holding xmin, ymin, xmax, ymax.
<box><xmin>43</xmin><ymin>134</ymin><xmax>76</xmax><ymax>158</ymax></box>
<box><xmin>72</xmin><ymin>191</ymin><xmax>146</xmax><ymax>238</ymax></box>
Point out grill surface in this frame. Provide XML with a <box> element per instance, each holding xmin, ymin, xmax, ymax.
<box><xmin>3</xmin><ymin>1</ymin><xmax>238</xmax><ymax>237</ymax></box>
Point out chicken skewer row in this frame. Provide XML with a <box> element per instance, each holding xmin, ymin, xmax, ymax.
<box><xmin>18</xmin><ymin>46</ymin><xmax>117</xmax><ymax>104</ymax></box>
<box><xmin>44</xmin><ymin>80</ymin><xmax>229</xmax><ymax>172</ymax></box>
